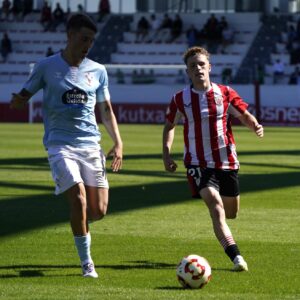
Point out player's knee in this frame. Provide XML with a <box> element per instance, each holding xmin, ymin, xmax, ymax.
<box><xmin>90</xmin><ymin>214</ymin><xmax>104</xmax><ymax>221</ymax></box>
<box><xmin>89</xmin><ymin>205</ymin><xmax>107</xmax><ymax>221</ymax></box>
<box><xmin>67</xmin><ymin>184</ymin><xmax>87</xmax><ymax>213</ymax></box>
<box><xmin>71</xmin><ymin>194</ymin><xmax>87</xmax><ymax>214</ymax></box>
<box><xmin>226</xmin><ymin>211</ymin><xmax>237</xmax><ymax>219</ymax></box>
<box><xmin>225</xmin><ymin>206</ymin><xmax>239</xmax><ymax>219</ymax></box>
<box><xmin>90</xmin><ymin>211</ymin><xmax>105</xmax><ymax>221</ymax></box>
<box><xmin>210</xmin><ymin>203</ymin><xmax>225</xmax><ymax>220</ymax></box>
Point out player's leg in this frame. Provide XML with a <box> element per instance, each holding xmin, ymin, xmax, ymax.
<box><xmin>85</xmin><ymin>186</ymin><xmax>109</xmax><ymax>220</ymax></box>
<box><xmin>200</xmin><ymin>186</ymin><xmax>233</xmax><ymax>242</ymax></box>
<box><xmin>71</xmin><ymin>147</ymin><xmax>109</xmax><ymax>278</ymax></box>
<box><xmin>65</xmin><ymin>183</ymin><xmax>98</xmax><ymax>278</ymax></box>
<box><xmin>82</xmin><ymin>148</ymin><xmax>109</xmax><ymax>220</ymax></box>
<box><xmin>200</xmin><ymin>186</ymin><xmax>248</xmax><ymax>271</ymax></box>
<box><xmin>218</xmin><ymin>170</ymin><xmax>248</xmax><ymax>271</ymax></box>
<box><xmin>219</xmin><ymin>170</ymin><xmax>240</xmax><ymax>219</ymax></box>
<box><xmin>221</xmin><ymin>195</ymin><xmax>240</xmax><ymax>219</ymax></box>
<box><xmin>66</xmin><ymin>182</ymin><xmax>88</xmax><ymax>236</ymax></box>
<box><xmin>48</xmin><ymin>148</ymin><xmax>98</xmax><ymax>278</ymax></box>
<box><xmin>186</xmin><ymin>166</ymin><xmax>247</xmax><ymax>271</ymax></box>
<box><xmin>74</xmin><ymin>186</ymin><xmax>108</xmax><ymax>278</ymax></box>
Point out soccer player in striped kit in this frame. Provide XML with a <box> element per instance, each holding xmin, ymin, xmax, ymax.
<box><xmin>10</xmin><ymin>14</ymin><xmax>123</xmax><ymax>278</ymax></box>
<box><xmin>163</xmin><ymin>47</ymin><xmax>264</xmax><ymax>271</ymax></box>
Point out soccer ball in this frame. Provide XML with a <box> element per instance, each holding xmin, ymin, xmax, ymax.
<box><xmin>176</xmin><ymin>254</ymin><xmax>212</xmax><ymax>289</ymax></box>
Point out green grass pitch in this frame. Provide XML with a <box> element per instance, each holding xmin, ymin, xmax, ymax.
<box><xmin>0</xmin><ymin>123</ymin><xmax>299</xmax><ymax>300</ymax></box>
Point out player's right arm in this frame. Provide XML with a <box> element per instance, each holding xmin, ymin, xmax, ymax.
<box><xmin>162</xmin><ymin>120</ymin><xmax>178</xmax><ymax>172</ymax></box>
<box><xmin>163</xmin><ymin>96</ymin><xmax>182</xmax><ymax>172</ymax></box>
<box><xmin>10</xmin><ymin>89</ymin><xmax>33</xmax><ymax>110</ymax></box>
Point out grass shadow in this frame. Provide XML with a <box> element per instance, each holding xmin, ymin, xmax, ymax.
<box><xmin>0</xmin><ymin>157</ymin><xmax>49</xmax><ymax>171</ymax></box>
<box><xmin>108</xmin><ymin>260</ymin><xmax>175</xmax><ymax>270</ymax></box>
<box><xmin>1</xmin><ymin>170</ymin><xmax>300</xmax><ymax>237</ymax></box>
<box><xmin>0</xmin><ymin>260</ymin><xmax>175</xmax><ymax>279</ymax></box>
<box><xmin>155</xmin><ymin>286</ymin><xmax>184</xmax><ymax>290</ymax></box>
<box><xmin>0</xmin><ymin>264</ymin><xmax>80</xmax><ymax>278</ymax></box>
<box><xmin>0</xmin><ymin>147</ymin><xmax>300</xmax><ymax>237</ymax></box>
<box><xmin>0</xmin><ymin>193</ymin><xmax>69</xmax><ymax>236</ymax></box>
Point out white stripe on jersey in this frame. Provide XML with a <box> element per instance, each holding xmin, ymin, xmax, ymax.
<box><xmin>211</xmin><ymin>83</ymin><xmax>230</xmax><ymax>168</ymax></box>
<box><xmin>182</xmin><ymin>87</ymin><xmax>197</xmax><ymax>162</ymax></box>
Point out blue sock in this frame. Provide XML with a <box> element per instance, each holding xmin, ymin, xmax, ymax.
<box><xmin>74</xmin><ymin>232</ymin><xmax>92</xmax><ymax>264</ymax></box>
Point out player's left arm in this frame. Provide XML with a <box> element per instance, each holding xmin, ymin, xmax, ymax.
<box><xmin>238</xmin><ymin>110</ymin><xmax>264</xmax><ymax>138</ymax></box>
<box><xmin>98</xmin><ymin>100</ymin><xmax>123</xmax><ymax>172</ymax></box>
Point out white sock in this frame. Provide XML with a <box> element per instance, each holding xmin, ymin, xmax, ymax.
<box><xmin>74</xmin><ymin>232</ymin><xmax>92</xmax><ymax>264</ymax></box>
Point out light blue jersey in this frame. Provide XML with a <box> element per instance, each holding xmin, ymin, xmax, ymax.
<box><xmin>23</xmin><ymin>52</ymin><xmax>110</xmax><ymax>148</ymax></box>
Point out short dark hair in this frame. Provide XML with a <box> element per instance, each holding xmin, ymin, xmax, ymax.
<box><xmin>183</xmin><ymin>47</ymin><xmax>210</xmax><ymax>65</ymax></box>
<box><xmin>66</xmin><ymin>13</ymin><xmax>97</xmax><ymax>33</ymax></box>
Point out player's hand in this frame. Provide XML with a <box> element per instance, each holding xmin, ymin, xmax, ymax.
<box><xmin>107</xmin><ymin>144</ymin><xmax>123</xmax><ymax>172</ymax></box>
<box><xmin>163</xmin><ymin>157</ymin><xmax>178</xmax><ymax>172</ymax></box>
<box><xmin>10</xmin><ymin>93</ymin><xmax>28</xmax><ymax>110</ymax></box>
<box><xmin>255</xmin><ymin>124</ymin><xmax>264</xmax><ymax>138</ymax></box>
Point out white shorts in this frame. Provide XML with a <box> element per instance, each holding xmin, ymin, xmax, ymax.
<box><xmin>47</xmin><ymin>145</ymin><xmax>109</xmax><ymax>195</ymax></box>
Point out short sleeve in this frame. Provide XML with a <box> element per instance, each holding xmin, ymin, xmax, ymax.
<box><xmin>227</xmin><ymin>86</ymin><xmax>248</xmax><ymax>116</ymax></box>
<box><xmin>166</xmin><ymin>96</ymin><xmax>179</xmax><ymax>124</ymax></box>
<box><xmin>96</xmin><ymin>66</ymin><xmax>110</xmax><ymax>103</ymax></box>
<box><xmin>23</xmin><ymin>61</ymin><xmax>45</xmax><ymax>94</ymax></box>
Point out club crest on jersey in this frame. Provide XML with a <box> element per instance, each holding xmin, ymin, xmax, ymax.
<box><xmin>214</xmin><ymin>95</ymin><xmax>223</xmax><ymax>106</ymax></box>
<box><xmin>85</xmin><ymin>72</ymin><xmax>93</xmax><ymax>86</ymax></box>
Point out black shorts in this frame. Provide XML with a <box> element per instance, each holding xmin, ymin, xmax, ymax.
<box><xmin>186</xmin><ymin>166</ymin><xmax>240</xmax><ymax>198</ymax></box>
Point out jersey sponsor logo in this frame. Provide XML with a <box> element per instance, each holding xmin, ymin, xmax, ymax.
<box><xmin>62</xmin><ymin>88</ymin><xmax>88</xmax><ymax>106</ymax></box>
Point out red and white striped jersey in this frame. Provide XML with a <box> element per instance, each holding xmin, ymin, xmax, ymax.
<box><xmin>166</xmin><ymin>83</ymin><xmax>248</xmax><ymax>169</ymax></box>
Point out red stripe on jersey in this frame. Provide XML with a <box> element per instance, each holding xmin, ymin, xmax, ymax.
<box><xmin>191</xmin><ymin>90</ymin><xmax>206</xmax><ymax>167</ymax></box>
<box><xmin>165</xmin><ymin>95</ymin><xmax>178</xmax><ymax>124</ymax></box>
<box><xmin>175</xmin><ymin>90</ymin><xmax>184</xmax><ymax>115</ymax></box>
<box><xmin>207</xmin><ymin>92</ymin><xmax>222</xmax><ymax>169</ymax></box>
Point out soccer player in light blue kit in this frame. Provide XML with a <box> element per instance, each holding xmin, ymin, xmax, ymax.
<box><xmin>10</xmin><ymin>13</ymin><xmax>123</xmax><ymax>278</ymax></box>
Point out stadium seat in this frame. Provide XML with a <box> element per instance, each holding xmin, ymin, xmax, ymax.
<box><xmin>108</xmin><ymin>12</ymin><xmax>260</xmax><ymax>83</ymax></box>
